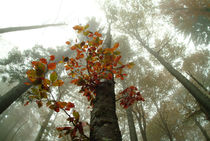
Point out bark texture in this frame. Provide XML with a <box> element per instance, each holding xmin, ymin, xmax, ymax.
<box><xmin>34</xmin><ymin>110</ymin><xmax>54</xmax><ymax>141</ymax></box>
<box><xmin>136</xmin><ymin>36</ymin><xmax>210</xmax><ymax>118</ymax></box>
<box><xmin>90</xmin><ymin>80</ymin><xmax>122</xmax><ymax>141</ymax></box>
<box><xmin>194</xmin><ymin>118</ymin><xmax>210</xmax><ymax>141</ymax></box>
<box><xmin>0</xmin><ymin>23</ymin><xmax>66</xmax><ymax>34</ymax></box>
<box><xmin>0</xmin><ymin>80</ymin><xmax>31</xmax><ymax>114</ymax></box>
<box><xmin>134</xmin><ymin>103</ymin><xmax>147</xmax><ymax>141</ymax></box>
<box><xmin>126</xmin><ymin>107</ymin><xmax>138</xmax><ymax>141</ymax></box>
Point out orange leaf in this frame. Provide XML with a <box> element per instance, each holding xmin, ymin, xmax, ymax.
<box><xmin>113</xmin><ymin>43</ymin><xmax>119</xmax><ymax>50</ymax></box>
<box><xmin>113</xmin><ymin>56</ymin><xmax>121</xmax><ymax>66</ymax></box>
<box><xmin>66</xmin><ymin>41</ymin><xmax>71</xmax><ymax>45</ymax></box>
<box><xmin>71</xmin><ymin>46</ymin><xmax>76</xmax><ymax>50</ymax></box>
<box><xmin>31</xmin><ymin>61</ymin><xmax>39</xmax><ymax>67</ymax></box>
<box><xmin>24</xmin><ymin>82</ymin><xmax>31</xmax><ymax>85</ymax></box>
<box><xmin>71</xmin><ymin>79</ymin><xmax>78</xmax><ymax>84</ymax></box>
<box><xmin>48</xmin><ymin>63</ymin><xmax>56</xmax><ymax>70</ymax></box>
<box><xmin>52</xmin><ymin>80</ymin><xmax>64</xmax><ymax>86</ymax></box>
<box><xmin>94</xmin><ymin>31</ymin><xmax>102</xmax><ymax>37</ymax></box>
<box><xmin>50</xmin><ymin>55</ymin><xmax>55</xmax><ymax>61</ymax></box>
<box><xmin>40</xmin><ymin>58</ymin><xmax>47</xmax><ymax>64</ymax></box>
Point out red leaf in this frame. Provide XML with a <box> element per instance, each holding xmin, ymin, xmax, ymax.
<box><xmin>113</xmin><ymin>56</ymin><xmax>121</xmax><ymax>66</ymax></box>
<box><xmin>24</xmin><ymin>101</ymin><xmax>29</xmax><ymax>106</ymax></box>
<box><xmin>94</xmin><ymin>31</ymin><xmax>102</xmax><ymax>37</ymax></box>
<box><xmin>40</xmin><ymin>58</ymin><xmax>47</xmax><ymax>64</ymax></box>
<box><xmin>50</xmin><ymin>55</ymin><xmax>55</xmax><ymax>61</ymax></box>
<box><xmin>65</xmin><ymin>102</ymin><xmax>75</xmax><ymax>111</ymax></box>
<box><xmin>24</xmin><ymin>82</ymin><xmax>31</xmax><ymax>85</ymax></box>
<box><xmin>48</xmin><ymin>63</ymin><xmax>56</xmax><ymax>70</ymax></box>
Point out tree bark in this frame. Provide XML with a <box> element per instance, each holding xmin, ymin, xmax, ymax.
<box><xmin>0</xmin><ymin>23</ymin><xmax>66</xmax><ymax>34</ymax></box>
<box><xmin>153</xmin><ymin>100</ymin><xmax>173</xmax><ymax>141</ymax></box>
<box><xmin>136</xmin><ymin>36</ymin><xmax>210</xmax><ymax>119</ymax></box>
<box><xmin>194</xmin><ymin>118</ymin><xmax>210</xmax><ymax>141</ymax></box>
<box><xmin>34</xmin><ymin>110</ymin><xmax>54</xmax><ymax>141</ymax></box>
<box><xmin>0</xmin><ymin>80</ymin><xmax>31</xmax><ymax>114</ymax></box>
<box><xmin>90</xmin><ymin>80</ymin><xmax>122</xmax><ymax>141</ymax></box>
<box><xmin>126</xmin><ymin>107</ymin><xmax>138</xmax><ymax>141</ymax></box>
<box><xmin>134</xmin><ymin>103</ymin><xmax>147</xmax><ymax>141</ymax></box>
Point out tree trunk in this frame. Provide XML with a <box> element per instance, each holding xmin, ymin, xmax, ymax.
<box><xmin>90</xmin><ymin>80</ymin><xmax>122</xmax><ymax>141</ymax></box>
<box><xmin>0</xmin><ymin>80</ymin><xmax>31</xmax><ymax>114</ymax></box>
<box><xmin>34</xmin><ymin>110</ymin><xmax>54</xmax><ymax>141</ymax></box>
<box><xmin>194</xmin><ymin>118</ymin><xmax>210</xmax><ymax>141</ymax></box>
<box><xmin>0</xmin><ymin>23</ymin><xmax>66</xmax><ymax>34</ymax></box>
<box><xmin>126</xmin><ymin>106</ymin><xmax>138</xmax><ymax>141</ymax></box>
<box><xmin>136</xmin><ymin>36</ymin><xmax>210</xmax><ymax>119</ymax></box>
<box><xmin>153</xmin><ymin>100</ymin><xmax>173</xmax><ymax>141</ymax></box>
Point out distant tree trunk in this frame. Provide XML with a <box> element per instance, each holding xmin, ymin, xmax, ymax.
<box><xmin>0</xmin><ymin>80</ymin><xmax>31</xmax><ymax>114</ymax></box>
<box><xmin>135</xmin><ymin>36</ymin><xmax>210</xmax><ymax>119</ymax></box>
<box><xmin>0</xmin><ymin>23</ymin><xmax>67</xmax><ymax>114</ymax></box>
<box><xmin>90</xmin><ymin>80</ymin><xmax>122</xmax><ymax>141</ymax></box>
<box><xmin>34</xmin><ymin>110</ymin><xmax>54</xmax><ymax>141</ymax></box>
<box><xmin>133</xmin><ymin>103</ymin><xmax>147</xmax><ymax>141</ymax></box>
<box><xmin>187</xmin><ymin>72</ymin><xmax>209</xmax><ymax>94</ymax></box>
<box><xmin>0</xmin><ymin>23</ymin><xmax>66</xmax><ymax>34</ymax></box>
<box><xmin>126</xmin><ymin>106</ymin><xmax>138</xmax><ymax>141</ymax></box>
<box><xmin>194</xmin><ymin>118</ymin><xmax>210</xmax><ymax>141</ymax></box>
<box><xmin>153</xmin><ymin>100</ymin><xmax>173</xmax><ymax>141</ymax></box>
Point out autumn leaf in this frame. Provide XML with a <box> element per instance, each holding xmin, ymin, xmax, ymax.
<box><xmin>52</xmin><ymin>80</ymin><xmax>64</xmax><ymax>86</ymax></box>
<box><xmin>113</xmin><ymin>42</ymin><xmax>119</xmax><ymax>50</ymax></box>
<box><xmin>65</xmin><ymin>102</ymin><xmax>75</xmax><ymax>111</ymax></box>
<box><xmin>94</xmin><ymin>31</ymin><xmax>102</xmax><ymax>37</ymax></box>
<box><xmin>127</xmin><ymin>62</ymin><xmax>135</xmax><ymax>69</ymax></box>
<box><xmin>24</xmin><ymin>82</ymin><xmax>31</xmax><ymax>85</ymax></box>
<box><xmin>113</xmin><ymin>56</ymin><xmax>121</xmax><ymax>66</ymax></box>
<box><xmin>24</xmin><ymin>101</ymin><xmax>29</xmax><ymax>106</ymax></box>
<box><xmin>50</xmin><ymin>55</ymin><xmax>55</xmax><ymax>61</ymax></box>
<box><xmin>40</xmin><ymin>58</ymin><xmax>47</xmax><ymax>64</ymax></box>
<box><xmin>48</xmin><ymin>63</ymin><xmax>56</xmax><ymax>70</ymax></box>
<box><xmin>66</xmin><ymin>41</ymin><xmax>71</xmax><ymax>45</ymax></box>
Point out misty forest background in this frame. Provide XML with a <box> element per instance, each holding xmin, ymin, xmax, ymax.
<box><xmin>0</xmin><ymin>0</ymin><xmax>210</xmax><ymax>141</ymax></box>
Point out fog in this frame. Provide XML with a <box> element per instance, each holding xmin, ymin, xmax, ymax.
<box><xmin>0</xmin><ymin>0</ymin><xmax>209</xmax><ymax>141</ymax></box>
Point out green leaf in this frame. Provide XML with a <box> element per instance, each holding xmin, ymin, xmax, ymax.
<box><xmin>73</xmin><ymin>110</ymin><xmax>80</xmax><ymax>121</ymax></box>
<box><xmin>50</xmin><ymin>71</ymin><xmax>58</xmax><ymax>82</ymax></box>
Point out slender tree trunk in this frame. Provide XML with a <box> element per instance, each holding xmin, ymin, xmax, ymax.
<box><xmin>133</xmin><ymin>103</ymin><xmax>148</xmax><ymax>141</ymax></box>
<box><xmin>187</xmin><ymin>72</ymin><xmax>209</xmax><ymax>94</ymax></box>
<box><xmin>153</xmin><ymin>100</ymin><xmax>173</xmax><ymax>141</ymax></box>
<box><xmin>34</xmin><ymin>110</ymin><xmax>54</xmax><ymax>141</ymax></box>
<box><xmin>0</xmin><ymin>23</ymin><xmax>66</xmax><ymax>34</ymax></box>
<box><xmin>0</xmin><ymin>80</ymin><xmax>31</xmax><ymax>114</ymax></box>
<box><xmin>90</xmin><ymin>80</ymin><xmax>122</xmax><ymax>141</ymax></box>
<box><xmin>126</xmin><ymin>106</ymin><xmax>138</xmax><ymax>141</ymax></box>
<box><xmin>135</xmin><ymin>36</ymin><xmax>210</xmax><ymax>119</ymax></box>
<box><xmin>0</xmin><ymin>23</ymin><xmax>67</xmax><ymax>114</ymax></box>
<box><xmin>194</xmin><ymin>118</ymin><xmax>210</xmax><ymax>141</ymax></box>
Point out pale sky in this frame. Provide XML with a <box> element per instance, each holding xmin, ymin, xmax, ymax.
<box><xmin>0</xmin><ymin>0</ymin><xmax>105</xmax><ymax>58</ymax></box>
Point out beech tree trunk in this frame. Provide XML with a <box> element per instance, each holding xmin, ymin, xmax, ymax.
<box><xmin>0</xmin><ymin>80</ymin><xmax>31</xmax><ymax>114</ymax></box>
<box><xmin>134</xmin><ymin>103</ymin><xmax>147</xmax><ymax>141</ymax></box>
<box><xmin>0</xmin><ymin>23</ymin><xmax>66</xmax><ymax>34</ymax></box>
<box><xmin>126</xmin><ymin>107</ymin><xmax>138</xmax><ymax>141</ymax></box>
<box><xmin>194</xmin><ymin>118</ymin><xmax>210</xmax><ymax>141</ymax></box>
<box><xmin>90</xmin><ymin>80</ymin><xmax>122</xmax><ymax>141</ymax></box>
<box><xmin>136</xmin><ymin>36</ymin><xmax>210</xmax><ymax>119</ymax></box>
<box><xmin>34</xmin><ymin>110</ymin><xmax>54</xmax><ymax>141</ymax></box>
<box><xmin>153</xmin><ymin>100</ymin><xmax>173</xmax><ymax>141</ymax></box>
